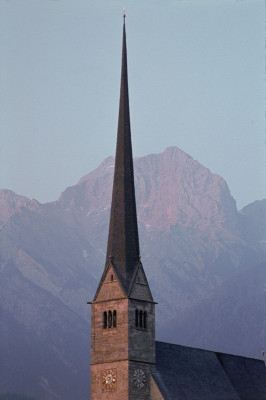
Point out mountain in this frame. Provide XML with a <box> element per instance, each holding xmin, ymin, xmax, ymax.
<box><xmin>0</xmin><ymin>147</ymin><xmax>265</xmax><ymax>400</ymax></box>
<box><xmin>239</xmin><ymin>199</ymin><xmax>266</xmax><ymax>252</ymax></box>
<box><xmin>0</xmin><ymin>394</ymin><xmax>40</xmax><ymax>400</ymax></box>
<box><xmin>157</xmin><ymin>261</ymin><xmax>266</xmax><ymax>359</ymax></box>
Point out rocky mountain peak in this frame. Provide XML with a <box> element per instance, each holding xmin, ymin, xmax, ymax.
<box><xmin>56</xmin><ymin>147</ymin><xmax>238</xmax><ymax>233</ymax></box>
<box><xmin>0</xmin><ymin>190</ymin><xmax>41</xmax><ymax>226</ymax></box>
<box><xmin>134</xmin><ymin>147</ymin><xmax>238</xmax><ymax>232</ymax></box>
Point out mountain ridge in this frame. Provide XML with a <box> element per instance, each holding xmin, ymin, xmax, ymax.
<box><xmin>0</xmin><ymin>146</ymin><xmax>265</xmax><ymax>400</ymax></box>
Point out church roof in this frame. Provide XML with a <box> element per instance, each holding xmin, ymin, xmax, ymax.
<box><xmin>154</xmin><ymin>341</ymin><xmax>266</xmax><ymax>400</ymax></box>
<box><xmin>95</xmin><ymin>17</ymin><xmax>140</xmax><ymax>299</ymax></box>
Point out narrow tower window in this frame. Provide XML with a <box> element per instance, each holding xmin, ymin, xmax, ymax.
<box><xmin>139</xmin><ymin>310</ymin><xmax>143</xmax><ymax>328</ymax></box>
<box><xmin>135</xmin><ymin>309</ymin><xmax>139</xmax><ymax>327</ymax></box>
<box><xmin>144</xmin><ymin>311</ymin><xmax>147</xmax><ymax>329</ymax></box>
<box><xmin>103</xmin><ymin>311</ymin><xmax>107</xmax><ymax>329</ymax></box>
<box><xmin>111</xmin><ymin>274</ymin><xmax>114</xmax><ymax>282</ymax></box>
<box><xmin>113</xmin><ymin>310</ymin><xmax>117</xmax><ymax>327</ymax></box>
<box><xmin>108</xmin><ymin>310</ymin><xmax>112</xmax><ymax>328</ymax></box>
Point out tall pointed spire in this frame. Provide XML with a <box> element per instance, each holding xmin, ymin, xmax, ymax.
<box><xmin>105</xmin><ymin>15</ymin><xmax>140</xmax><ymax>292</ymax></box>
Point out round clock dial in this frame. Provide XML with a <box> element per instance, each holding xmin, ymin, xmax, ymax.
<box><xmin>102</xmin><ymin>369</ymin><xmax>116</xmax><ymax>391</ymax></box>
<box><xmin>105</xmin><ymin>373</ymin><xmax>114</xmax><ymax>385</ymax></box>
<box><xmin>133</xmin><ymin>368</ymin><xmax>146</xmax><ymax>388</ymax></box>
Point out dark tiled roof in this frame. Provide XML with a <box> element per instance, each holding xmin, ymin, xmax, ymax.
<box><xmin>218</xmin><ymin>352</ymin><xmax>266</xmax><ymax>399</ymax></box>
<box><xmin>103</xmin><ymin>19</ymin><xmax>140</xmax><ymax>295</ymax></box>
<box><xmin>154</xmin><ymin>341</ymin><xmax>266</xmax><ymax>400</ymax></box>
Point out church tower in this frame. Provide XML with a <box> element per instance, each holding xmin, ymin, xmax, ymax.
<box><xmin>90</xmin><ymin>15</ymin><xmax>156</xmax><ymax>400</ymax></box>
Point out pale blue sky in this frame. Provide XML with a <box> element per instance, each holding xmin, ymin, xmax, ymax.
<box><xmin>0</xmin><ymin>0</ymin><xmax>265</xmax><ymax>209</ymax></box>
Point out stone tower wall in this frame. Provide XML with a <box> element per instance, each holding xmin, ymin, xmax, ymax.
<box><xmin>91</xmin><ymin>360</ymin><xmax>128</xmax><ymax>400</ymax></box>
<box><xmin>91</xmin><ymin>298</ymin><xmax>129</xmax><ymax>365</ymax></box>
<box><xmin>128</xmin><ymin>299</ymin><xmax>155</xmax><ymax>364</ymax></box>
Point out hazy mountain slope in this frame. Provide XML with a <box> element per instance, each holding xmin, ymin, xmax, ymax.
<box><xmin>157</xmin><ymin>261</ymin><xmax>266</xmax><ymax>359</ymax></box>
<box><xmin>0</xmin><ymin>147</ymin><xmax>265</xmax><ymax>399</ymax></box>
<box><xmin>239</xmin><ymin>199</ymin><xmax>266</xmax><ymax>251</ymax></box>
<box><xmin>0</xmin><ymin>394</ymin><xmax>40</xmax><ymax>400</ymax></box>
<box><xmin>0</xmin><ymin>189</ymin><xmax>101</xmax><ymax>318</ymax></box>
<box><xmin>0</xmin><ymin>260</ymin><xmax>90</xmax><ymax>400</ymax></box>
<box><xmin>0</xmin><ymin>190</ymin><xmax>97</xmax><ymax>399</ymax></box>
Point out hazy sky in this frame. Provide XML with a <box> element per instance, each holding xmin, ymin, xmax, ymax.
<box><xmin>1</xmin><ymin>0</ymin><xmax>265</xmax><ymax>209</ymax></box>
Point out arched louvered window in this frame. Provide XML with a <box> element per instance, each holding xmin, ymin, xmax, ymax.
<box><xmin>113</xmin><ymin>310</ymin><xmax>117</xmax><ymax>327</ymax></box>
<box><xmin>139</xmin><ymin>310</ymin><xmax>143</xmax><ymax>328</ymax></box>
<box><xmin>103</xmin><ymin>310</ymin><xmax>117</xmax><ymax>329</ymax></box>
<box><xmin>135</xmin><ymin>309</ymin><xmax>139</xmax><ymax>327</ymax></box>
<box><xmin>103</xmin><ymin>311</ymin><xmax>107</xmax><ymax>329</ymax></box>
<box><xmin>144</xmin><ymin>311</ymin><xmax>147</xmax><ymax>329</ymax></box>
<box><xmin>108</xmin><ymin>310</ymin><xmax>112</xmax><ymax>328</ymax></box>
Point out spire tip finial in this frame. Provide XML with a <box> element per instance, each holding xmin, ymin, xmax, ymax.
<box><xmin>123</xmin><ymin>7</ymin><xmax>126</xmax><ymax>19</ymax></box>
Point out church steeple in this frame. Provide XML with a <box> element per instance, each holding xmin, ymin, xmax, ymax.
<box><xmin>104</xmin><ymin>16</ymin><xmax>140</xmax><ymax>293</ymax></box>
<box><xmin>90</xmin><ymin>19</ymin><xmax>155</xmax><ymax>399</ymax></box>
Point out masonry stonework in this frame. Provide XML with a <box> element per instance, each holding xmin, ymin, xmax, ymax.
<box><xmin>90</xmin><ymin>281</ymin><xmax>156</xmax><ymax>399</ymax></box>
<box><xmin>128</xmin><ymin>299</ymin><xmax>155</xmax><ymax>364</ymax></box>
<box><xmin>91</xmin><ymin>361</ymin><xmax>129</xmax><ymax>400</ymax></box>
<box><xmin>91</xmin><ymin>298</ymin><xmax>129</xmax><ymax>365</ymax></box>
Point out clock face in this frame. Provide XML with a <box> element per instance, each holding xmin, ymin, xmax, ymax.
<box><xmin>102</xmin><ymin>369</ymin><xmax>117</xmax><ymax>392</ymax></box>
<box><xmin>105</xmin><ymin>373</ymin><xmax>114</xmax><ymax>385</ymax></box>
<box><xmin>133</xmin><ymin>368</ymin><xmax>146</xmax><ymax>388</ymax></box>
